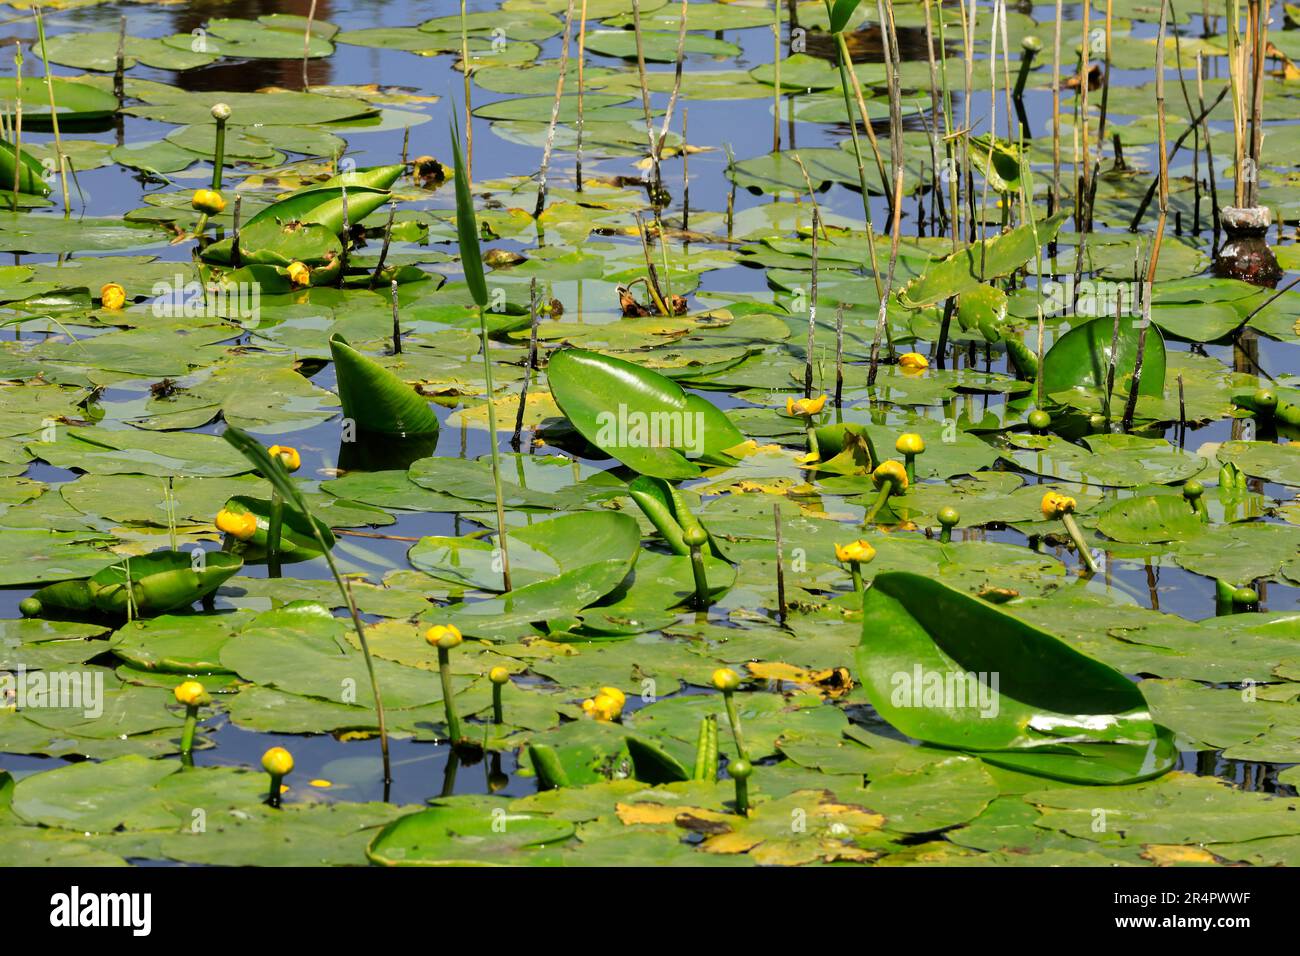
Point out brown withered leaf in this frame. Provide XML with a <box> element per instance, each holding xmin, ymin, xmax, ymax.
<box><xmin>617</xmin><ymin>284</ymin><xmax>652</xmax><ymax>317</ymax></box>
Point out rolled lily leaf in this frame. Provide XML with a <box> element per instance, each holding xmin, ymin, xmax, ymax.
<box><xmin>25</xmin><ymin>550</ymin><xmax>242</xmax><ymax>618</ymax></box>
<box><xmin>319</xmin><ymin>163</ymin><xmax>405</xmax><ymax>191</ymax></box>
<box><xmin>625</xmin><ymin>735</ymin><xmax>692</xmax><ymax>784</ymax></box>
<box><xmin>1041</xmin><ymin>314</ymin><xmax>1167</xmax><ymax>400</ymax></box>
<box><xmin>208</xmin><ymin>219</ymin><xmax>341</xmax><ymax>267</ymax></box>
<box><xmin>219</xmin><ymin>495</ymin><xmax>335</xmax><ymax>560</ymax></box>
<box><xmin>329</xmin><ymin>333</ymin><xmax>441</xmax><ymax>438</ymax></box>
<box><xmin>810</xmin><ymin>421</ymin><xmax>877</xmax><ymax>475</ymax></box>
<box><xmin>548</xmin><ymin>347</ymin><xmax>745</xmax><ymax>479</ymax></box>
<box><xmin>0</xmin><ymin>140</ymin><xmax>52</xmax><ymax>196</ymax></box>
<box><xmin>244</xmin><ymin>184</ymin><xmax>391</xmax><ymax>234</ymax></box>
<box><xmin>857</xmin><ymin>572</ymin><xmax>1173</xmax><ymax>784</ymax></box>
<box><xmin>627</xmin><ymin>475</ymin><xmax>725</xmax><ymax>558</ymax></box>
<box><xmin>898</xmin><ymin>213</ymin><xmax>1068</xmax><ymax>310</ymax></box>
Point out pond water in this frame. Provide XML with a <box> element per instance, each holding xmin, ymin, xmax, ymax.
<box><xmin>0</xmin><ymin>0</ymin><xmax>1297</xmax><ymax>866</ymax></box>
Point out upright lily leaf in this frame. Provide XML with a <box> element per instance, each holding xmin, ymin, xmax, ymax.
<box><xmin>1041</xmin><ymin>314</ymin><xmax>1167</xmax><ymax>399</ymax></box>
<box><xmin>858</xmin><ymin>572</ymin><xmax>1173</xmax><ymax>784</ymax></box>
<box><xmin>329</xmin><ymin>333</ymin><xmax>441</xmax><ymax>438</ymax></box>
<box><xmin>969</xmin><ymin>135</ymin><xmax>1022</xmax><ymax>193</ymax></box>
<box><xmin>0</xmin><ymin>141</ymin><xmax>51</xmax><ymax>197</ymax></box>
<box><xmin>450</xmin><ymin>112</ymin><xmax>488</xmax><ymax>310</ymax></box>
<box><xmin>548</xmin><ymin>347</ymin><xmax>744</xmax><ymax>479</ymax></box>
<box><xmin>827</xmin><ymin>0</ymin><xmax>863</xmax><ymax>33</ymax></box>
<box><xmin>898</xmin><ymin>213</ymin><xmax>1068</xmax><ymax>309</ymax></box>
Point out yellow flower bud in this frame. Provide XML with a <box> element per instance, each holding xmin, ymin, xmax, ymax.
<box><xmin>489</xmin><ymin>666</ymin><xmax>510</xmax><ymax>685</ymax></box>
<box><xmin>215</xmin><ymin>507</ymin><xmax>258</xmax><ymax>541</ymax></box>
<box><xmin>834</xmin><ymin>540</ymin><xmax>877</xmax><ymax>564</ymax></box>
<box><xmin>262</xmin><ymin>746</ymin><xmax>293</xmax><ymax>777</ymax></box>
<box><xmin>1041</xmin><ymin>491</ymin><xmax>1077</xmax><ymax>520</ymax></box>
<box><xmin>872</xmin><ymin>460</ymin><xmax>909</xmax><ymax>491</ymax></box>
<box><xmin>712</xmin><ymin>667</ymin><xmax>741</xmax><ymax>692</ymax></box>
<box><xmin>785</xmin><ymin>394</ymin><xmax>828</xmax><ymax>417</ymax></box>
<box><xmin>191</xmin><ymin>188</ymin><xmax>226</xmax><ymax>215</ymax></box>
<box><xmin>898</xmin><ymin>352</ymin><xmax>929</xmax><ymax>371</ymax></box>
<box><xmin>267</xmin><ymin>444</ymin><xmax>301</xmax><ymax>472</ymax></box>
<box><xmin>895</xmin><ymin>433</ymin><xmax>925</xmax><ymax>456</ymax></box>
<box><xmin>174</xmin><ymin>680</ymin><xmax>207</xmax><ymax>707</ymax></box>
<box><xmin>425</xmin><ymin>623</ymin><xmax>463</xmax><ymax>649</ymax></box>
<box><xmin>286</xmin><ymin>261</ymin><xmax>311</xmax><ymax>288</ymax></box>
<box><xmin>100</xmin><ymin>282</ymin><xmax>126</xmax><ymax>310</ymax></box>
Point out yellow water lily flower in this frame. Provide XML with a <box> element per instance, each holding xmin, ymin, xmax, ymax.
<box><xmin>834</xmin><ymin>540</ymin><xmax>877</xmax><ymax>564</ymax></box>
<box><xmin>215</xmin><ymin>507</ymin><xmax>258</xmax><ymax>541</ymax></box>
<box><xmin>261</xmin><ymin>746</ymin><xmax>294</xmax><ymax>777</ymax></box>
<box><xmin>191</xmin><ymin>188</ymin><xmax>226</xmax><ymax>215</ymax></box>
<box><xmin>489</xmin><ymin>666</ymin><xmax>511</xmax><ymax>685</ymax></box>
<box><xmin>582</xmin><ymin>686</ymin><xmax>625</xmax><ymax>721</ymax></box>
<box><xmin>785</xmin><ymin>393</ymin><xmax>828</xmax><ymax>417</ymax></box>
<box><xmin>1041</xmin><ymin>491</ymin><xmax>1077</xmax><ymax>520</ymax></box>
<box><xmin>425</xmin><ymin>623</ymin><xmax>463</xmax><ymax>649</ymax></box>
<box><xmin>286</xmin><ymin>261</ymin><xmax>311</xmax><ymax>288</ymax></box>
<box><xmin>872</xmin><ymin>459</ymin><xmax>909</xmax><ymax>491</ymax></box>
<box><xmin>895</xmin><ymin>433</ymin><xmax>925</xmax><ymax>456</ymax></box>
<box><xmin>173</xmin><ymin>680</ymin><xmax>207</xmax><ymax>707</ymax></box>
<box><xmin>898</xmin><ymin>352</ymin><xmax>929</xmax><ymax>371</ymax></box>
<box><xmin>267</xmin><ymin>444</ymin><xmax>301</xmax><ymax>472</ymax></box>
<box><xmin>100</xmin><ymin>282</ymin><xmax>126</xmax><ymax>310</ymax></box>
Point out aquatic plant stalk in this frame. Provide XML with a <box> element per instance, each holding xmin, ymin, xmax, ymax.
<box><xmin>368</xmin><ymin>202</ymin><xmax>396</xmax><ymax>290</ymax></box>
<box><xmin>1123</xmin><ymin>0</ymin><xmax>1170</xmax><ymax>433</ymax></box>
<box><xmin>449</xmin><ymin>111</ymin><xmax>511</xmax><ymax>591</ymax></box>
<box><xmin>1061</xmin><ymin>511</ymin><xmax>1098</xmax><ymax>574</ymax></box>
<box><xmin>533</xmin><ymin>0</ymin><xmax>577</xmax><ymax>219</ymax></box>
<box><xmin>658</xmin><ymin>0</ymin><xmax>689</xmax><ymax>158</ymax></box>
<box><xmin>575</xmin><ymin>0</ymin><xmax>589</xmax><ymax>190</ymax></box>
<box><xmin>461</xmin><ymin>0</ymin><xmax>473</xmax><ymax>177</ymax></box>
<box><xmin>772</xmin><ymin>0</ymin><xmax>781</xmax><ymax>152</ymax></box>
<box><xmin>223</xmin><ymin>429</ymin><xmax>392</xmax><ymax>785</ymax></box>
<box><xmin>389</xmin><ymin>280</ymin><xmax>401</xmax><ymax>355</ymax></box>
<box><xmin>437</xmin><ymin>646</ymin><xmax>463</xmax><ymax>744</ymax></box>
<box><xmin>33</xmin><ymin>9</ymin><xmax>69</xmax><ymax>217</ymax></box>
<box><xmin>1050</xmin><ymin>0</ymin><xmax>1062</xmax><ymax>219</ymax></box>
<box><xmin>834</xmin><ymin>304</ymin><xmax>844</xmax><ymax>407</ymax></box>
<box><xmin>11</xmin><ymin>41</ymin><xmax>20</xmax><ymax>213</ymax></box>
<box><xmin>113</xmin><ymin>17</ymin><xmax>126</xmax><ymax>108</ymax></box>
<box><xmin>631</xmin><ymin>0</ymin><xmax>661</xmax><ymax>193</ymax></box>
<box><xmin>512</xmin><ymin>278</ymin><xmax>540</xmax><ymax>447</ymax></box>
<box><xmin>805</xmin><ymin>208</ymin><xmax>819</xmax><ymax>398</ymax></box>
<box><xmin>302</xmin><ymin>0</ymin><xmax>317</xmax><ymax>91</ymax></box>
<box><xmin>773</xmin><ymin>503</ymin><xmax>787</xmax><ymax>625</ymax></box>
